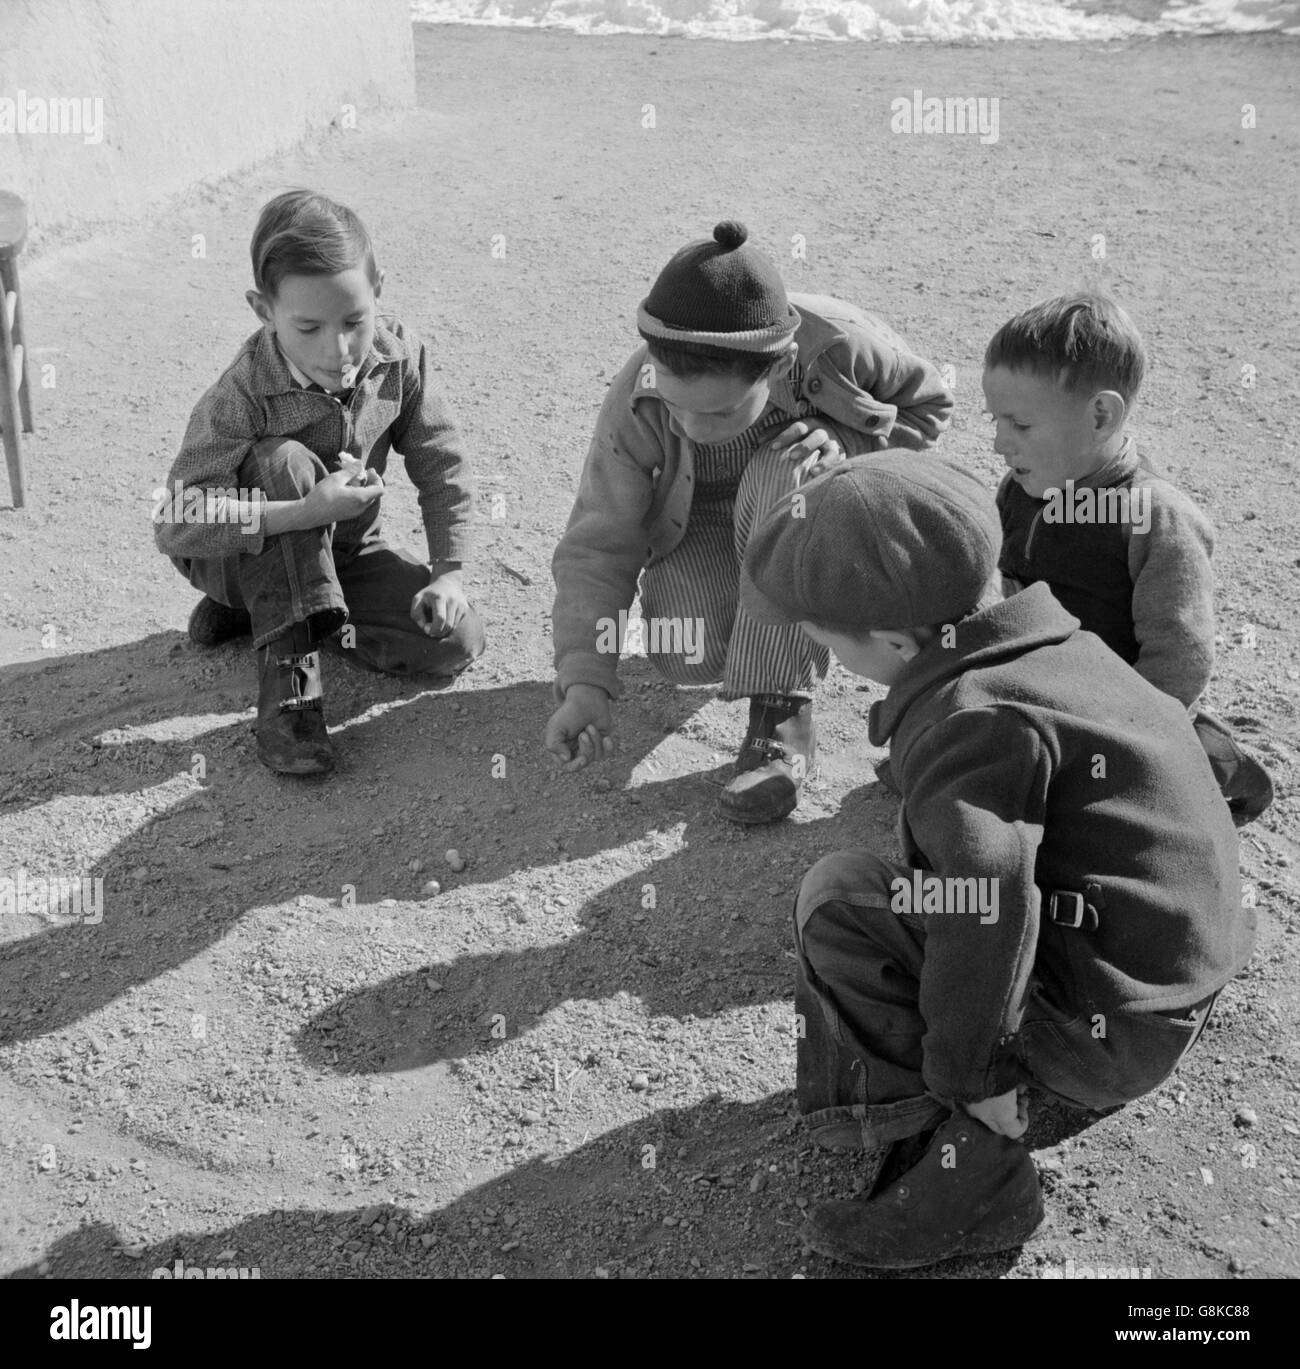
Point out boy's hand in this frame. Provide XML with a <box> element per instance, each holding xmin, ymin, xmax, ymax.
<box><xmin>965</xmin><ymin>1087</ymin><xmax>1029</xmax><ymax>1138</ymax></box>
<box><xmin>765</xmin><ymin>420</ymin><xmax>848</xmax><ymax>484</ymax></box>
<box><xmin>301</xmin><ymin>460</ymin><xmax>383</xmax><ymax>526</ymax></box>
<box><xmin>410</xmin><ymin>570</ymin><xmax>468</xmax><ymax>637</ymax></box>
<box><xmin>544</xmin><ymin>684</ymin><xmax>615</xmax><ymax>772</ymax></box>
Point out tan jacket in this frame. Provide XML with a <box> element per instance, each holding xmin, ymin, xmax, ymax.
<box><xmin>551</xmin><ymin>293</ymin><xmax>954</xmax><ymax>699</ymax></box>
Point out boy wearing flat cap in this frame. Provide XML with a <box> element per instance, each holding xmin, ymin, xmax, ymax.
<box><xmin>740</xmin><ymin>452</ymin><xmax>1253</xmax><ymax>1269</ymax></box>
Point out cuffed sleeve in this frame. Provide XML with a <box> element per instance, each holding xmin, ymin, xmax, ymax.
<box><xmin>900</xmin><ymin>708</ymin><xmax>1051</xmax><ymax>1104</ymax></box>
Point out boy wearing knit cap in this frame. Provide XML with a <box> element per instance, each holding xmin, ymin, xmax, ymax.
<box><xmin>546</xmin><ymin>222</ymin><xmax>953</xmax><ymax>824</ymax></box>
<box><xmin>741</xmin><ymin>453</ymin><xmax>1253</xmax><ymax>1268</ymax></box>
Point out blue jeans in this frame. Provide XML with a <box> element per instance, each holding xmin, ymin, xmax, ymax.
<box><xmin>170</xmin><ymin>438</ymin><xmax>485</xmax><ymax>675</ymax></box>
<box><xmin>793</xmin><ymin>849</ymin><xmax>1216</xmax><ymax>1151</ymax></box>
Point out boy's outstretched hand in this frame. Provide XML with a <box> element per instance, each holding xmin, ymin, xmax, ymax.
<box><xmin>411</xmin><ymin>569</ymin><xmax>468</xmax><ymax>638</ymax></box>
<box><xmin>544</xmin><ymin>684</ymin><xmax>615</xmax><ymax>772</ymax></box>
<box><xmin>965</xmin><ymin>1086</ymin><xmax>1029</xmax><ymax>1138</ymax></box>
<box><xmin>764</xmin><ymin>420</ymin><xmax>849</xmax><ymax>484</ymax></box>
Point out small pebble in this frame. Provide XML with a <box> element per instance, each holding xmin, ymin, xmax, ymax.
<box><xmin>445</xmin><ymin>849</ymin><xmax>466</xmax><ymax>872</ymax></box>
<box><xmin>380</xmin><ymin>898</ymin><xmax>397</xmax><ymax>908</ymax></box>
<box><xmin>421</xmin><ymin>880</ymin><xmax>442</xmax><ymax>898</ymax></box>
<box><xmin>408</xmin><ymin>858</ymin><xmax>424</xmax><ymax>874</ymax></box>
<box><xmin>630</xmin><ymin>1073</ymin><xmax>649</xmax><ymax>1092</ymax></box>
<box><xmin>1235</xmin><ymin>1105</ymin><xmax>1259</xmax><ymax>1128</ymax></box>
<box><xmin>520</xmin><ymin>1108</ymin><xmax>542</xmax><ymax>1125</ymax></box>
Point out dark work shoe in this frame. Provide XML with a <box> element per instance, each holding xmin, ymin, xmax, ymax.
<box><xmin>804</xmin><ymin>1113</ymin><xmax>1043</xmax><ymax>1269</ymax></box>
<box><xmin>718</xmin><ymin>694</ymin><xmax>815</xmax><ymax>825</ymax></box>
<box><xmin>255</xmin><ymin>633</ymin><xmax>334</xmax><ymax>776</ymax></box>
<box><xmin>187</xmin><ymin>596</ymin><xmax>252</xmax><ymax>647</ymax></box>
<box><xmin>1193</xmin><ymin>710</ymin><xmax>1274</xmax><ymax>827</ymax></box>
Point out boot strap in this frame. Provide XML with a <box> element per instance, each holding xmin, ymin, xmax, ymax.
<box><xmin>274</xmin><ymin>653</ymin><xmax>323</xmax><ymax>713</ymax></box>
<box><xmin>746</xmin><ymin>736</ymin><xmax>791</xmax><ymax>763</ymax></box>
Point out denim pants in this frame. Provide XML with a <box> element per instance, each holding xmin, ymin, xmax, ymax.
<box><xmin>793</xmin><ymin>849</ymin><xmax>1217</xmax><ymax>1151</ymax></box>
<box><xmin>171</xmin><ymin>438</ymin><xmax>486</xmax><ymax>675</ymax></box>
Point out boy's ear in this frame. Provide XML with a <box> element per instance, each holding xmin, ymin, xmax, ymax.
<box><xmin>1091</xmin><ymin>390</ymin><xmax>1126</xmax><ymax>435</ymax></box>
<box><xmin>246</xmin><ymin>289</ymin><xmax>273</xmax><ymax>326</ymax></box>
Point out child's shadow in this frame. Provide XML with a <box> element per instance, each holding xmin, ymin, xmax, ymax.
<box><xmin>292</xmin><ymin>761</ymin><xmax>896</xmax><ymax>1074</ymax></box>
<box><xmin>0</xmin><ymin>639</ymin><xmax>741</xmax><ymax>1048</ymax></box>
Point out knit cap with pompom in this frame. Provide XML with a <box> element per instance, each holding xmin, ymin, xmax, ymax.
<box><xmin>637</xmin><ymin>221</ymin><xmax>799</xmax><ymax>357</ymax></box>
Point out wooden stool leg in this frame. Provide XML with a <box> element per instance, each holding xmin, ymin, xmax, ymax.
<box><xmin>0</xmin><ymin>269</ymin><xmax>25</xmax><ymax>509</ymax></box>
<box><xmin>1</xmin><ymin>257</ymin><xmax>33</xmax><ymax>433</ymax></box>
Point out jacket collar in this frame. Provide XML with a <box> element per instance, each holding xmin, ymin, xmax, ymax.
<box><xmin>867</xmin><ymin>582</ymin><xmax>1080</xmax><ymax>745</ymax></box>
<box><xmin>1065</xmin><ymin>433</ymin><xmax>1142</xmax><ymax>490</ymax></box>
<box><xmin>248</xmin><ymin>318</ymin><xmax>409</xmax><ymax>398</ymax></box>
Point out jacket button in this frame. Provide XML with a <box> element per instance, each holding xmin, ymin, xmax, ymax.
<box><xmin>808</xmin><ymin>377</ymin><xmax>821</xmax><ymax>393</ymax></box>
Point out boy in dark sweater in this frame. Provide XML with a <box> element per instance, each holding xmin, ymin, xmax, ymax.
<box><xmin>985</xmin><ymin>292</ymin><xmax>1272</xmax><ymax>825</ymax></box>
<box><xmin>740</xmin><ymin>453</ymin><xmax>1253</xmax><ymax>1269</ymax></box>
<box><xmin>155</xmin><ymin>191</ymin><xmax>485</xmax><ymax>775</ymax></box>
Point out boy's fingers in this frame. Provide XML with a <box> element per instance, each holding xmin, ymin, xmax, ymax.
<box><xmin>771</xmin><ymin>421</ymin><xmax>809</xmax><ymax>449</ymax></box>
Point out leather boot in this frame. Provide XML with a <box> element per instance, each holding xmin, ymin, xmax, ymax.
<box><xmin>804</xmin><ymin>1113</ymin><xmax>1044</xmax><ymax>1269</ymax></box>
<box><xmin>718</xmin><ymin>694</ymin><xmax>815</xmax><ymax>825</ymax></box>
<box><xmin>188</xmin><ymin>596</ymin><xmax>252</xmax><ymax>647</ymax></box>
<box><xmin>255</xmin><ymin>626</ymin><xmax>334</xmax><ymax>775</ymax></box>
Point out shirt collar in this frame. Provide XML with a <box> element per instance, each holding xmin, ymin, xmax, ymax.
<box><xmin>248</xmin><ymin>319</ymin><xmax>410</xmax><ymax>398</ymax></box>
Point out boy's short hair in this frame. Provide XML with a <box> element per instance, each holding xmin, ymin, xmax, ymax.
<box><xmin>645</xmin><ymin>337</ymin><xmax>782</xmax><ymax>385</ymax></box>
<box><xmin>985</xmin><ymin>293</ymin><xmax>1146</xmax><ymax>405</ymax></box>
<box><xmin>251</xmin><ymin>189</ymin><xmax>379</xmax><ymax>299</ymax></box>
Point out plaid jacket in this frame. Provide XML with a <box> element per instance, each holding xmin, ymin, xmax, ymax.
<box><xmin>154</xmin><ymin>318</ymin><xmax>472</xmax><ymax>564</ymax></box>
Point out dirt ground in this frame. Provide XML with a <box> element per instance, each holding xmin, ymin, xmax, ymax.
<box><xmin>1</xmin><ymin>25</ymin><xmax>1298</xmax><ymax>1284</ymax></box>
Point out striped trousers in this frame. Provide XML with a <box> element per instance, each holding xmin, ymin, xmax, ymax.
<box><xmin>638</xmin><ymin>444</ymin><xmax>830</xmax><ymax>700</ymax></box>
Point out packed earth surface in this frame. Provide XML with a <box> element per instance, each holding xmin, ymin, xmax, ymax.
<box><xmin>1</xmin><ymin>26</ymin><xmax>1298</xmax><ymax>1282</ymax></box>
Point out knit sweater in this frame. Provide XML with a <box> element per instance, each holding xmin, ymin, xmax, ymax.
<box><xmin>997</xmin><ymin>438</ymin><xmax>1215</xmax><ymax>708</ymax></box>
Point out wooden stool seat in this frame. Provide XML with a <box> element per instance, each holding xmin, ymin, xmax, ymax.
<box><xmin>0</xmin><ymin>189</ymin><xmax>33</xmax><ymax>508</ymax></box>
